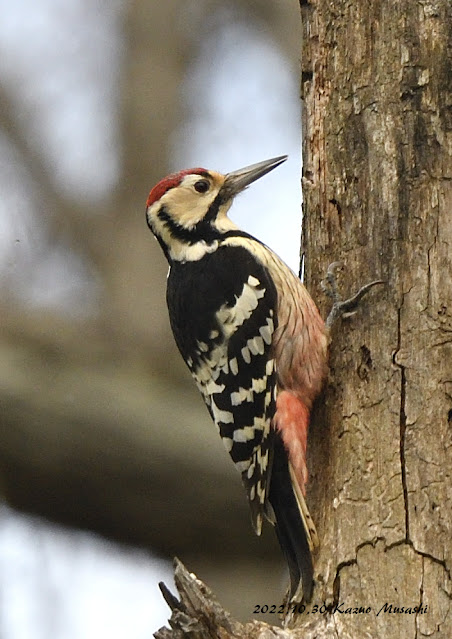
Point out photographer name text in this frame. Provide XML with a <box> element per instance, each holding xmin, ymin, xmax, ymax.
<box><xmin>252</xmin><ymin>602</ymin><xmax>428</xmax><ymax>616</ymax></box>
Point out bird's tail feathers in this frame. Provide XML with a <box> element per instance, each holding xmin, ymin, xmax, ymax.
<box><xmin>269</xmin><ymin>436</ymin><xmax>317</xmax><ymax>605</ymax></box>
<box><xmin>289</xmin><ymin>462</ymin><xmax>319</xmax><ymax>553</ymax></box>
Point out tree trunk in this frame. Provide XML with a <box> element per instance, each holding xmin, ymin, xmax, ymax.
<box><xmin>156</xmin><ymin>0</ymin><xmax>452</xmax><ymax>636</ymax></box>
<box><xmin>300</xmin><ymin>0</ymin><xmax>452</xmax><ymax>636</ymax></box>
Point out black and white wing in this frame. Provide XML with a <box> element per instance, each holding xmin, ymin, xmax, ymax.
<box><xmin>167</xmin><ymin>243</ymin><xmax>278</xmax><ymax>534</ymax></box>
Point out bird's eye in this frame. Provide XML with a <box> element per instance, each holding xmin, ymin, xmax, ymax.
<box><xmin>194</xmin><ymin>179</ymin><xmax>210</xmax><ymax>193</ymax></box>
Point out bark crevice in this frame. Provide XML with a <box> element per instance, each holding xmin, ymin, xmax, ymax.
<box><xmin>395</xmin><ymin>303</ymin><xmax>410</xmax><ymax>542</ymax></box>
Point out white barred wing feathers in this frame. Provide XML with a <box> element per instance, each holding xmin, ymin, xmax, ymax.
<box><xmin>166</xmin><ymin>245</ymin><xmax>278</xmax><ymax>534</ymax></box>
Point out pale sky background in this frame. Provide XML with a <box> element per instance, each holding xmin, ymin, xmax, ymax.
<box><xmin>0</xmin><ymin>1</ymin><xmax>302</xmax><ymax>636</ymax></box>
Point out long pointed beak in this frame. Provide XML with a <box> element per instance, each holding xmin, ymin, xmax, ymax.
<box><xmin>223</xmin><ymin>155</ymin><xmax>288</xmax><ymax>196</ymax></box>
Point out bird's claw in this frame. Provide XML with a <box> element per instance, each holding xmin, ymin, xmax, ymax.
<box><xmin>321</xmin><ymin>261</ymin><xmax>344</xmax><ymax>305</ymax></box>
<box><xmin>322</xmin><ymin>262</ymin><xmax>385</xmax><ymax>329</ymax></box>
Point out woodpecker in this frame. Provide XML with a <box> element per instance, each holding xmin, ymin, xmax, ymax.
<box><xmin>146</xmin><ymin>155</ymin><xmax>328</xmax><ymax>604</ymax></box>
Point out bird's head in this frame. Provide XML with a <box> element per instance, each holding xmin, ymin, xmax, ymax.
<box><xmin>146</xmin><ymin>155</ymin><xmax>287</xmax><ymax>262</ymax></box>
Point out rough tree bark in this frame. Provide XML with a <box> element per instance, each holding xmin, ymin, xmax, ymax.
<box><xmin>156</xmin><ymin>0</ymin><xmax>452</xmax><ymax>637</ymax></box>
<box><xmin>300</xmin><ymin>0</ymin><xmax>452</xmax><ymax>637</ymax></box>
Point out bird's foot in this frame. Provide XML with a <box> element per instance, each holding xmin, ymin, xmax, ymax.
<box><xmin>321</xmin><ymin>261</ymin><xmax>385</xmax><ymax>329</ymax></box>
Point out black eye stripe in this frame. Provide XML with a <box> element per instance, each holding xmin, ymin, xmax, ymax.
<box><xmin>194</xmin><ymin>179</ymin><xmax>210</xmax><ymax>193</ymax></box>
